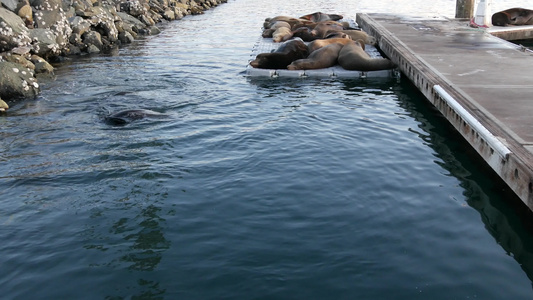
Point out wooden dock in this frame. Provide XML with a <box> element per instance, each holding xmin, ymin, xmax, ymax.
<box><xmin>356</xmin><ymin>14</ymin><xmax>533</xmax><ymax>209</ymax></box>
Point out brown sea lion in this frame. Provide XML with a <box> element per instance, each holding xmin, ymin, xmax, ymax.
<box><xmin>312</xmin><ymin>21</ymin><xmax>346</xmax><ymax>39</ymax></box>
<box><xmin>308</xmin><ymin>37</ymin><xmax>353</xmax><ymax>53</ymax></box>
<box><xmin>338</xmin><ymin>40</ymin><xmax>396</xmax><ymax>71</ymax></box>
<box><xmin>272</xmin><ymin>27</ymin><xmax>293</xmax><ymax>42</ymax></box>
<box><xmin>300</xmin><ymin>12</ymin><xmax>344</xmax><ymax>22</ymax></box>
<box><xmin>262</xmin><ymin>21</ymin><xmax>291</xmax><ymax>38</ymax></box>
<box><xmin>287</xmin><ymin>43</ymin><xmax>344</xmax><ymax>70</ymax></box>
<box><xmin>250</xmin><ymin>38</ymin><xmax>309</xmax><ymax>69</ymax></box>
<box><xmin>492</xmin><ymin>8</ymin><xmax>533</xmax><ymax>26</ymax></box>
<box><xmin>263</xmin><ymin>16</ymin><xmax>312</xmax><ymax>29</ymax></box>
<box><xmin>328</xmin><ymin>30</ymin><xmax>377</xmax><ymax>46</ymax></box>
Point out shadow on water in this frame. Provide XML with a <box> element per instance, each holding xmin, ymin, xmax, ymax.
<box><xmin>360</xmin><ymin>75</ymin><xmax>533</xmax><ymax>285</ymax></box>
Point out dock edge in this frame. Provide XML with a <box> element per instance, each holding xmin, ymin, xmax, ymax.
<box><xmin>357</xmin><ymin>13</ymin><xmax>533</xmax><ymax>209</ymax></box>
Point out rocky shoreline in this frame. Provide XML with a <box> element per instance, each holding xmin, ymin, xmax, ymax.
<box><xmin>0</xmin><ymin>0</ymin><xmax>227</xmax><ymax>111</ymax></box>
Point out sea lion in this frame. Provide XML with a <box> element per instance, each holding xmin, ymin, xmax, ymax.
<box><xmin>272</xmin><ymin>27</ymin><xmax>292</xmax><ymax>42</ymax></box>
<box><xmin>105</xmin><ymin>109</ymin><xmax>169</xmax><ymax>125</ymax></box>
<box><xmin>262</xmin><ymin>21</ymin><xmax>291</xmax><ymax>38</ymax></box>
<box><xmin>308</xmin><ymin>37</ymin><xmax>353</xmax><ymax>53</ymax></box>
<box><xmin>492</xmin><ymin>8</ymin><xmax>533</xmax><ymax>26</ymax></box>
<box><xmin>300</xmin><ymin>12</ymin><xmax>343</xmax><ymax>22</ymax></box>
<box><xmin>338</xmin><ymin>40</ymin><xmax>396</xmax><ymax>71</ymax></box>
<box><xmin>311</xmin><ymin>21</ymin><xmax>346</xmax><ymax>39</ymax></box>
<box><xmin>250</xmin><ymin>38</ymin><xmax>309</xmax><ymax>69</ymax></box>
<box><xmin>263</xmin><ymin>16</ymin><xmax>311</xmax><ymax>29</ymax></box>
<box><xmin>328</xmin><ymin>29</ymin><xmax>377</xmax><ymax>46</ymax></box>
<box><xmin>0</xmin><ymin>99</ymin><xmax>8</xmax><ymax>112</ymax></box>
<box><xmin>287</xmin><ymin>43</ymin><xmax>344</xmax><ymax>70</ymax></box>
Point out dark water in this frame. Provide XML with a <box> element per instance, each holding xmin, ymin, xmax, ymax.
<box><xmin>2</xmin><ymin>0</ymin><xmax>533</xmax><ymax>299</ymax></box>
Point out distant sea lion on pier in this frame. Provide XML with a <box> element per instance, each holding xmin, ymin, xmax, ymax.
<box><xmin>249</xmin><ymin>38</ymin><xmax>309</xmax><ymax>69</ymax></box>
<box><xmin>492</xmin><ymin>8</ymin><xmax>533</xmax><ymax>26</ymax></box>
<box><xmin>338</xmin><ymin>40</ymin><xmax>396</xmax><ymax>71</ymax></box>
<box><xmin>299</xmin><ymin>12</ymin><xmax>343</xmax><ymax>22</ymax></box>
<box><xmin>105</xmin><ymin>109</ymin><xmax>169</xmax><ymax>125</ymax></box>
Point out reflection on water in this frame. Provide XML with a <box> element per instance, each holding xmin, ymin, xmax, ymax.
<box><xmin>2</xmin><ymin>0</ymin><xmax>533</xmax><ymax>298</ymax></box>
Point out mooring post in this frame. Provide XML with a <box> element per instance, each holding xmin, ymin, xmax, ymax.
<box><xmin>455</xmin><ymin>0</ymin><xmax>475</xmax><ymax>18</ymax></box>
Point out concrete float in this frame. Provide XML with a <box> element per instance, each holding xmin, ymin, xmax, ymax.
<box><xmin>357</xmin><ymin>13</ymin><xmax>533</xmax><ymax>210</ymax></box>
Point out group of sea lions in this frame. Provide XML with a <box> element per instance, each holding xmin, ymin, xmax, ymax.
<box><xmin>492</xmin><ymin>8</ymin><xmax>533</xmax><ymax>26</ymax></box>
<box><xmin>249</xmin><ymin>12</ymin><xmax>395</xmax><ymax>72</ymax></box>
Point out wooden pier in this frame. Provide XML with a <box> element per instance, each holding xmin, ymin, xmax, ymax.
<box><xmin>356</xmin><ymin>14</ymin><xmax>533</xmax><ymax>209</ymax></box>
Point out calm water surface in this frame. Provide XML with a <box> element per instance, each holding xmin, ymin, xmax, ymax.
<box><xmin>2</xmin><ymin>0</ymin><xmax>533</xmax><ymax>299</ymax></box>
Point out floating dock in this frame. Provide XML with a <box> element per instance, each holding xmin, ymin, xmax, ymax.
<box><xmin>357</xmin><ymin>14</ymin><xmax>533</xmax><ymax>209</ymax></box>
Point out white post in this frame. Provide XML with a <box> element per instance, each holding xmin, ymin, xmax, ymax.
<box><xmin>474</xmin><ymin>0</ymin><xmax>492</xmax><ymax>26</ymax></box>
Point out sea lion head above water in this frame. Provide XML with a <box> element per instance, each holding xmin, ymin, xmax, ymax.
<box><xmin>104</xmin><ymin>109</ymin><xmax>169</xmax><ymax>125</ymax></box>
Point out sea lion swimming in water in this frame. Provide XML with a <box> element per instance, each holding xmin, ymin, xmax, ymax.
<box><xmin>492</xmin><ymin>8</ymin><xmax>533</xmax><ymax>26</ymax></box>
<box><xmin>105</xmin><ymin>109</ymin><xmax>169</xmax><ymax>125</ymax></box>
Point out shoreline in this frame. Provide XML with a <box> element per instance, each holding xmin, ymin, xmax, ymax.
<box><xmin>0</xmin><ymin>0</ymin><xmax>227</xmax><ymax>111</ymax></box>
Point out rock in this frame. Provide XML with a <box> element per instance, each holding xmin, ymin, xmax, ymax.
<box><xmin>120</xmin><ymin>0</ymin><xmax>146</xmax><ymax>17</ymax></box>
<box><xmin>29</xmin><ymin>28</ymin><xmax>60</xmax><ymax>58</ymax></box>
<box><xmin>0</xmin><ymin>7</ymin><xmax>32</xmax><ymax>52</ymax></box>
<box><xmin>118</xmin><ymin>30</ymin><xmax>134</xmax><ymax>44</ymax></box>
<box><xmin>2</xmin><ymin>0</ymin><xmax>18</xmax><ymax>11</ymax></box>
<box><xmin>30</xmin><ymin>54</ymin><xmax>54</xmax><ymax>74</ymax></box>
<box><xmin>82</xmin><ymin>30</ymin><xmax>102</xmax><ymax>50</ymax></box>
<box><xmin>2</xmin><ymin>53</ymin><xmax>35</xmax><ymax>70</ymax></box>
<box><xmin>0</xmin><ymin>99</ymin><xmax>8</xmax><ymax>112</ymax></box>
<box><xmin>69</xmin><ymin>16</ymin><xmax>91</xmax><ymax>35</ymax></box>
<box><xmin>86</xmin><ymin>43</ymin><xmax>100</xmax><ymax>53</ymax></box>
<box><xmin>149</xmin><ymin>26</ymin><xmax>160</xmax><ymax>35</ymax></box>
<box><xmin>16</xmin><ymin>1</ymin><xmax>33</xmax><ymax>27</ymax></box>
<box><xmin>0</xmin><ymin>61</ymin><xmax>40</xmax><ymax>99</ymax></box>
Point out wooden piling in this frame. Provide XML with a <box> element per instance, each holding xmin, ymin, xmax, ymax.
<box><xmin>455</xmin><ymin>0</ymin><xmax>475</xmax><ymax>19</ymax></box>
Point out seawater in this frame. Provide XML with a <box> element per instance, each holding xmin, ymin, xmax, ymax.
<box><xmin>1</xmin><ymin>0</ymin><xmax>533</xmax><ymax>299</ymax></box>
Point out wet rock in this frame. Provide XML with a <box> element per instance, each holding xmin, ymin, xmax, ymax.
<box><xmin>30</xmin><ymin>54</ymin><xmax>54</xmax><ymax>74</ymax></box>
<box><xmin>83</xmin><ymin>30</ymin><xmax>103</xmax><ymax>50</ymax></box>
<box><xmin>118</xmin><ymin>30</ymin><xmax>134</xmax><ymax>44</ymax></box>
<box><xmin>0</xmin><ymin>61</ymin><xmax>40</xmax><ymax>99</ymax></box>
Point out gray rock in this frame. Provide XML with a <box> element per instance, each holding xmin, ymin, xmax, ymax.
<box><xmin>29</xmin><ymin>28</ymin><xmax>60</xmax><ymax>57</ymax></box>
<box><xmin>30</xmin><ymin>54</ymin><xmax>54</xmax><ymax>74</ymax></box>
<box><xmin>0</xmin><ymin>61</ymin><xmax>40</xmax><ymax>99</ymax></box>
<box><xmin>83</xmin><ymin>30</ymin><xmax>102</xmax><ymax>49</ymax></box>
<box><xmin>118</xmin><ymin>30</ymin><xmax>134</xmax><ymax>44</ymax></box>
<box><xmin>0</xmin><ymin>7</ymin><xmax>31</xmax><ymax>52</ymax></box>
<box><xmin>2</xmin><ymin>0</ymin><xmax>18</xmax><ymax>11</ymax></box>
<box><xmin>69</xmin><ymin>16</ymin><xmax>91</xmax><ymax>35</ymax></box>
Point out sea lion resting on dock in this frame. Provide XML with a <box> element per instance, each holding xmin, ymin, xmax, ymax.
<box><xmin>299</xmin><ymin>12</ymin><xmax>343</xmax><ymax>22</ymax></box>
<box><xmin>249</xmin><ymin>38</ymin><xmax>309</xmax><ymax>69</ymax></box>
<box><xmin>287</xmin><ymin>43</ymin><xmax>344</xmax><ymax>70</ymax></box>
<box><xmin>307</xmin><ymin>37</ymin><xmax>354</xmax><ymax>53</ymax></box>
<box><xmin>492</xmin><ymin>8</ymin><xmax>533</xmax><ymax>26</ymax></box>
<box><xmin>338</xmin><ymin>40</ymin><xmax>396</xmax><ymax>71</ymax></box>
